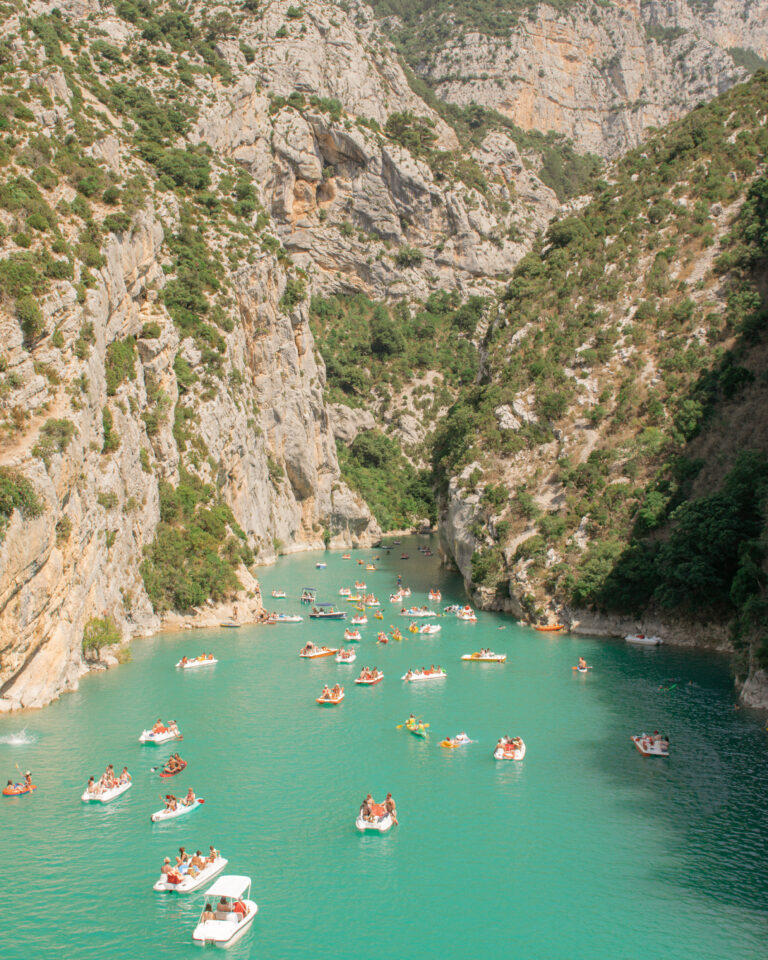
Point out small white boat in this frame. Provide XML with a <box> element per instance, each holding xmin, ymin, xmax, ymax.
<box><xmin>456</xmin><ymin>607</ymin><xmax>477</xmax><ymax>622</ymax></box>
<box><xmin>355</xmin><ymin>811</ymin><xmax>393</xmax><ymax>833</ymax></box>
<box><xmin>401</xmin><ymin>669</ymin><xmax>447</xmax><ymax>682</ymax></box>
<box><xmin>339</xmin><ymin>588</ymin><xmax>352</xmax><ymax>597</ymax></box>
<box><xmin>625</xmin><ymin>633</ymin><xmax>663</xmax><ymax>645</ymax></box>
<box><xmin>151</xmin><ymin>797</ymin><xmax>205</xmax><ymax>823</ymax></box>
<box><xmin>444</xmin><ymin>605</ymin><xmax>461</xmax><ymax>614</ymax></box>
<box><xmin>267</xmin><ymin>613</ymin><xmax>303</xmax><ymax>624</ymax></box>
<box><xmin>419</xmin><ymin>623</ymin><xmax>441</xmax><ymax>635</ymax></box>
<box><xmin>153</xmin><ymin>856</ymin><xmax>228</xmax><ymax>893</ymax></box>
<box><xmin>461</xmin><ymin>652</ymin><xmax>506</xmax><ymax>663</ymax></box>
<box><xmin>350</xmin><ymin>615</ymin><xmax>368</xmax><ymax>625</ymax></box>
<box><xmin>631</xmin><ymin>734</ymin><xmax>670</xmax><ymax>756</ymax></box>
<box><xmin>401</xmin><ymin>609</ymin><xmax>437</xmax><ymax>618</ymax></box>
<box><xmin>271</xmin><ymin>590</ymin><xmax>286</xmax><ymax>599</ymax></box>
<box><xmin>335</xmin><ymin>649</ymin><xmax>357</xmax><ymax>663</ymax></box>
<box><xmin>494</xmin><ymin>738</ymin><xmax>526</xmax><ymax>761</ymax></box>
<box><xmin>139</xmin><ymin>725</ymin><xmax>180</xmax><ymax>745</ymax></box>
<box><xmin>176</xmin><ymin>656</ymin><xmax>217</xmax><ymax>669</ymax></box>
<box><xmin>81</xmin><ymin>780</ymin><xmax>132</xmax><ymax>804</ymax></box>
<box><xmin>364</xmin><ymin>598</ymin><xmax>381</xmax><ymax>607</ymax></box>
<box><xmin>343</xmin><ymin>629</ymin><xmax>362</xmax><ymax>641</ymax></box>
<box><xmin>192</xmin><ymin>875</ymin><xmax>258</xmax><ymax>947</ymax></box>
<box><xmin>316</xmin><ymin>562</ymin><xmax>327</xmax><ymax>569</ymax></box>
<box><xmin>428</xmin><ymin>590</ymin><xmax>442</xmax><ymax>602</ymax></box>
<box><xmin>389</xmin><ymin>593</ymin><xmax>404</xmax><ymax>603</ymax></box>
<box><xmin>299</xmin><ymin>646</ymin><xmax>338</xmax><ymax>659</ymax></box>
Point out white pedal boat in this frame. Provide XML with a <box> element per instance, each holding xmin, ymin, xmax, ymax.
<box><xmin>267</xmin><ymin>613</ymin><xmax>303</xmax><ymax>624</ymax></box>
<box><xmin>350</xmin><ymin>616</ymin><xmax>368</xmax><ymax>625</ymax></box>
<box><xmin>364</xmin><ymin>598</ymin><xmax>381</xmax><ymax>607</ymax></box>
<box><xmin>271</xmin><ymin>590</ymin><xmax>286</xmax><ymax>599</ymax></box>
<box><xmin>81</xmin><ymin>780</ymin><xmax>132</xmax><ymax>803</ymax></box>
<box><xmin>631</xmin><ymin>734</ymin><xmax>670</xmax><ymax>756</ymax></box>
<box><xmin>343</xmin><ymin>629</ymin><xmax>362</xmax><ymax>641</ymax></box>
<box><xmin>389</xmin><ymin>593</ymin><xmax>404</xmax><ymax>603</ymax></box>
<box><xmin>339</xmin><ymin>587</ymin><xmax>352</xmax><ymax>596</ymax></box>
<box><xmin>154</xmin><ymin>856</ymin><xmax>228</xmax><ymax>893</ymax></box>
<box><xmin>336</xmin><ymin>650</ymin><xmax>357</xmax><ymax>663</ymax></box>
<box><xmin>456</xmin><ymin>608</ymin><xmax>477</xmax><ymax>622</ymax></box>
<box><xmin>419</xmin><ymin>624</ymin><xmax>441</xmax><ymax>635</ymax></box>
<box><xmin>355</xmin><ymin>812</ymin><xmax>393</xmax><ymax>833</ymax></box>
<box><xmin>494</xmin><ymin>738</ymin><xmax>526</xmax><ymax>761</ymax></box>
<box><xmin>401</xmin><ymin>609</ymin><xmax>437</xmax><ymax>618</ymax></box>
<box><xmin>625</xmin><ymin>633</ymin><xmax>663</xmax><ymax>645</ymax></box>
<box><xmin>462</xmin><ymin>652</ymin><xmax>506</xmax><ymax>663</ymax></box>
<box><xmin>139</xmin><ymin>726</ymin><xmax>180</xmax><ymax>744</ymax></box>
<box><xmin>151</xmin><ymin>798</ymin><xmax>204</xmax><ymax>823</ymax></box>
<box><xmin>176</xmin><ymin>657</ymin><xmax>218</xmax><ymax>669</ymax></box>
<box><xmin>401</xmin><ymin>670</ymin><xmax>447</xmax><ymax>682</ymax></box>
<box><xmin>192</xmin><ymin>875</ymin><xmax>258</xmax><ymax>947</ymax></box>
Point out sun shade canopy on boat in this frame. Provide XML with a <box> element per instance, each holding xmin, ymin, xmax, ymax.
<box><xmin>204</xmin><ymin>875</ymin><xmax>251</xmax><ymax>899</ymax></box>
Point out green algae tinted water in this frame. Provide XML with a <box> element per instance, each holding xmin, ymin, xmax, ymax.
<box><xmin>2</xmin><ymin>537</ymin><xmax>768</xmax><ymax>959</ymax></box>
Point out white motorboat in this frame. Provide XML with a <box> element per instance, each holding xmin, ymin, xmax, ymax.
<box><xmin>625</xmin><ymin>633</ymin><xmax>663</xmax><ymax>645</ymax></box>
<box><xmin>401</xmin><ymin>669</ymin><xmax>447</xmax><ymax>682</ymax></box>
<box><xmin>81</xmin><ymin>780</ymin><xmax>132</xmax><ymax>804</ymax></box>
<box><xmin>494</xmin><ymin>738</ymin><xmax>526</xmax><ymax>761</ymax></box>
<box><xmin>316</xmin><ymin>562</ymin><xmax>327</xmax><ymax>569</ymax></box>
<box><xmin>271</xmin><ymin>590</ymin><xmax>286</xmax><ymax>599</ymax></box>
<box><xmin>631</xmin><ymin>734</ymin><xmax>670</xmax><ymax>756</ymax></box>
<box><xmin>176</xmin><ymin>656</ymin><xmax>218</xmax><ymax>669</ymax></box>
<box><xmin>355</xmin><ymin>811</ymin><xmax>393</xmax><ymax>833</ymax></box>
<box><xmin>419</xmin><ymin>623</ymin><xmax>441</xmax><ymax>635</ymax></box>
<box><xmin>139</xmin><ymin>725</ymin><xmax>180</xmax><ymax>744</ymax></box>
<box><xmin>153</xmin><ymin>856</ymin><xmax>228</xmax><ymax>893</ymax></box>
<box><xmin>192</xmin><ymin>875</ymin><xmax>258</xmax><ymax>947</ymax></box>
<box><xmin>336</xmin><ymin>649</ymin><xmax>357</xmax><ymax>663</ymax></box>
<box><xmin>267</xmin><ymin>613</ymin><xmax>303</xmax><ymax>624</ymax></box>
<box><xmin>461</xmin><ymin>652</ymin><xmax>506</xmax><ymax>663</ymax></box>
<box><xmin>151</xmin><ymin>797</ymin><xmax>204</xmax><ymax>823</ymax></box>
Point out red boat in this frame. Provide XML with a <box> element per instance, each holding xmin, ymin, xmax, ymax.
<box><xmin>159</xmin><ymin>760</ymin><xmax>187</xmax><ymax>778</ymax></box>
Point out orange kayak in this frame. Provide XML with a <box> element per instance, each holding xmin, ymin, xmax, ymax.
<box><xmin>535</xmin><ymin>624</ymin><xmax>564</xmax><ymax>632</ymax></box>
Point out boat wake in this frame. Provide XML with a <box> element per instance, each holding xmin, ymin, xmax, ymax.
<box><xmin>0</xmin><ymin>728</ymin><xmax>37</xmax><ymax>746</ymax></box>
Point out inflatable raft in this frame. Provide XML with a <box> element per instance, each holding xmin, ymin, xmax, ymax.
<box><xmin>3</xmin><ymin>782</ymin><xmax>36</xmax><ymax>797</ymax></box>
<box><xmin>151</xmin><ymin>797</ymin><xmax>204</xmax><ymax>823</ymax></box>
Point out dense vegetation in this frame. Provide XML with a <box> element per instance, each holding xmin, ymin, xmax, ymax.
<box><xmin>431</xmin><ymin>72</ymin><xmax>768</xmax><ymax>667</ymax></box>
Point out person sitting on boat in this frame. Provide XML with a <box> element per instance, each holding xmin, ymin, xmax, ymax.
<box><xmin>176</xmin><ymin>846</ymin><xmax>187</xmax><ymax>865</ymax></box>
<box><xmin>180</xmin><ymin>656</ymin><xmax>188</xmax><ymax>666</ymax></box>
<box><xmin>331</xmin><ymin>683</ymin><xmax>342</xmax><ymax>698</ymax></box>
<box><xmin>152</xmin><ymin>718</ymin><xmax>166</xmax><ymax>734</ymax></box>
<box><xmin>578</xmin><ymin>656</ymin><xmax>587</xmax><ymax>670</ymax></box>
<box><xmin>168</xmin><ymin>721</ymin><xmax>179</xmax><ymax>736</ymax></box>
<box><xmin>384</xmin><ymin>792</ymin><xmax>398</xmax><ymax>825</ymax></box>
<box><xmin>217</xmin><ymin>895</ymin><xmax>232</xmax><ymax>917</ymax></box>
<box><xmin>233</xmin><ymin>897</ymin><xmax>247</xmax><ymax>921</ymax></box>
<box><xmin>119</xmin><ymin>766</ymin><xmax>131</xmax><ymax>783</ymax></box>
<box><xmin>183</xmin><ymin>787</ymin><xmax>196</xmax><ymax>806</ymax></box>
<box><xmin>207</xmin><ymin>845</ymin><xmax>220</xmax><ymax>863</ymax></box>
<box><xmin>160</xmin><ymin>857</ymin><xmax>174</xmax><ymax>877</ymax></box>
<box><xmin>201</xmin><ymin>904</ymin><xmax>216</xmax><ymax>924</ymax></box>
<box><xmin>320</xmin><ymin>685</ymin><xmax>332</xmax><ymax>700</ymax></box>
<box><xmin>191</xmin><ymin>850</ymin><xmax>207</xmax><ymax>871</ymax></box>
<box><xmin>165</xmin><ymin>795</ymin><xmax>178</xmax><ymax>813</ymax></box>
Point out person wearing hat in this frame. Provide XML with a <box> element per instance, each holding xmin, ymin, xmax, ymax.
<box><xmin>23</xmin><ymin>771</ymin><xmax>32</xmax><ymax>790</ymax></box>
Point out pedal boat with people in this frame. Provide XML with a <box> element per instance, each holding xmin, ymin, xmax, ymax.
<box><xmin>344</xmin><ymin>628</ymin><xmax>362</xmax><ymax>641</ymax></box>
<box><xmin>139</xmin><ymin>723</ymin><xmax>180</xmax><ymax>744</ymax></box>
<box><xmin>355</xmin><ymin>669</ymin><xmax>384</xmax><ymax>686</ymax></box>
<box><xmin>176</xmin><ymin>655</ymin><xmax>218</xmax><ymax>669</ymax></box>
<box><xmin>419</xmin><ymin>623</ymin><xmax>441</xmax><ymax>635</ymax></box>
<box><xmin>316</xmin><ymin>688</ymin><xmax>345</xmax><ymax>705</ymax></box>
<box><xmin>401</xmin><ymin>668</ymin><xmax>447</xmax><ymax>682</ymax></box>
<box><xmin>401</xmin><ymin>607</ymin><xmax>437</xmax><ymax>618</ymax></box>
<box><xmin>336</xmin><ymin>648</ymin><xmax>357</xmax><ymax>663</ymax></box>
<box><xmin>355</xmin><ymin>802</ymin><xmax>393</xmax><ymax>833</ymax></box>
<box><xmin>631</xmin><ymin>733</ymin><xmax>670</xmax><ymax>756</ymax></box>
<box><xmin>461</xmin><ymin>651</ymin><xmax>506</xmax><ymax>663</ymax></box>
<box><xmin>81</xmin><ymin>777</ymin><xmax>132</xmax><ymax>803</ymax></box>
<box><xmin>271</xmin><ymin>589</ymin><xmax>286</xmax><ymax>599</ymax></box>
<box><xmin>299</xmin><ymin>644</ymin><xmax>338</xmax><ymax>659</ymax></box>
<box><xmin>456</xmin><ymin>606</ymin><xmax>478</xmax><ymax>622</ymax></box>
<box><xmin>309</xmin><ymin>603</ymin><xmax>346</xmax><ymax>620</ymax></box>
<box><xmin>154</xmin><ymin>855</ymin><xmax>228</xmax><ymax>893</ymax></box>
<box><xmin>191</xmin><ymin>875</ymin><xmax>258</xmax><ymax>947</ymax></box>
<box><xmin>493</xmin><ymin>737</ymin><xmax>526</xmax><ymax>761</ymax></box>
<box><xmin>151</xmin><ymin>796</ymin><xmax>205</xmax><ymax>823</ymax></box>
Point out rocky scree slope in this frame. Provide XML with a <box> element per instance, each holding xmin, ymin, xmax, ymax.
<box><xmin>369</xmin><ymin>0</ymin><xmax>768</xmax><ymax>157</ymax></box>
<box><xmin>432</xmin><ymin>73</ymin><xmax>768</xmax><ymax>704</ymax></box>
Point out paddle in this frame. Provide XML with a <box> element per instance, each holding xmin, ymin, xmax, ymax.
<box><xmin>571</xmin><ymin>665</ymin><xmax>593</xmax><ymax>670</ymax></box>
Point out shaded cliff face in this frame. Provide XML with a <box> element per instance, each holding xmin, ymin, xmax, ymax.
<box><xmin>380</xmin><ymin>0</ymin><xmax>768</xmax><ymax>157</ymax></box>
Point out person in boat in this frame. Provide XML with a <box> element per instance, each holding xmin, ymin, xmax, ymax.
<box><xmin>331</xmin><ymin>683</ymin><xmax>342</xmax><ymax>698</ymax></box>
<box><xmin>168</xmin><ymin>721</ymin><xmax>179</xmax><ymax>736</ymax></box>
<box><xmin>119</xmin><ymin>766</ymin><xmax>131</xmax><ymax>783</ymax></box>
<box><xmin>180</xmin><ymin>656</ymin><xmax>188</xmax><ymax>666</ymax></box>
<box><xmin>207</xmin><ymin>845</ymin><xmax>220</xmax><ymax>863</ymax></box>
<box><xmin>384</xmin><ymin>792</ymin><xmax>398</xmax><ymax>825</ymax></box>
<box><xmin>201</xmin><ymin>904</ymin><xmax>216</xmax><ymax>924</ymax></box>
<box><xmin>160</xmin><ymin>857</ymin><xmax>174</xmax><ymax>877</ymax></box>
<box><xmin>233</xmin><ymin>897</ymin><xmax>247</xmax><ymax>921</ymax></box>
<box><xmin>183</xmin><ymin>787</ymin><xmax>196</xmax><ymax>806</ymax></box>
<box><xmin>165</xmin><ymin>795</ymin><xmax>178</xmax><ymax>813</ymax></box>
<box><xmin>152</xmin><ymin>718</ymin><xmax>166</xmax><ymax>734</ymax></box>
<box><xmin>217</xmin><ymin>895</ymin><xmax>232</xmax><ymax>916</ymax></box>
<box><xmin>176</xmin><ymin>846</ymin><xmax>187</xmax><ymax>866</ymax></box>
<box><xmin>320</xmin><ymin>685</ymin><xmax>332</xmax><ymax>700</ymax></box>
<box><xmin>578</xmin><ymin>656</ymin><xmax>587</xmax><ymax>670</ymax></box>
<box><xmin>86</xmin><ymin>775</ymin><xmax>96</xmax><ymax>794</ymax></box>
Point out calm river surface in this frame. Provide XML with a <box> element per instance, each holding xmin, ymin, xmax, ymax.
<box><xmin>3</xmin><ymin>537</ymin><xmax>767</xmax><ymax>959</ymax></box>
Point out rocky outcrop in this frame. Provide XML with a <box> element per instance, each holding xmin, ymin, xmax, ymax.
<box><xmin>404</xmin><ymin>0</ymin><xmax>768</xmax><ymax>157</ymax></box>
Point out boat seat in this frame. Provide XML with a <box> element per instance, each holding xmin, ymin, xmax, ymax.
<box><xmin>216</xmin><ymin>910</ymin><xmax>237</xmax><ymax>921</ymax></box>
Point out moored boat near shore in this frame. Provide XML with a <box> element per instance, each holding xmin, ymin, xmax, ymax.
<box><xmin>625</xmin><ymin>633</ymin><xmax>663</xmax><ymax>645</ymax></box>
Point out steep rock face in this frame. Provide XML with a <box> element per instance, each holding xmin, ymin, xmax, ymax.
<box><xmin>409</xmin><ymin>0</ymin><xmax>768</xmax><ymax>156</ymax></box>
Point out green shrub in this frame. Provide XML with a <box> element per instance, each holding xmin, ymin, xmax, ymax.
<box><xmin>102</xmin><ymin>406</ymin><xmax>120</xmax><ymax>453</ymax></box>
<box><xmin>105</xmin><ymin>338</ymin><xmax>136</xmax><ymax>395</ymax></box>
<box><xmin>394</xmin><ymin>245</ymin><xmax>423</xmax><ymax>268</ymax></box>
<box><xmin>32</xmin><ymin>418</ymin><xmax>75</xmax><ymax>466</ymax></box>
<box><xmin>16</xmin><ymin>295</ymin><xmax>45</xmax><ymax>345</ymax></box>
<box><xmin>0</xmin><ymin>468</ymin><xmax>42</xmax><ymax>537</ymax></box>
<box><xmin>82</xmin><ymin>616</ymin><xmax>121</xmax><ymax>653</ymax></box>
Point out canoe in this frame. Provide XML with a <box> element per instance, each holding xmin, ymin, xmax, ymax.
<box><xmin>176</xmin><ymin>657</ymin><xmax>217</xmax><ymax>669</ymax></box>
<box><xmin>401</xmin><ymin>670</ymin><xmax>446</xmax><ymax>682</ymax></box>
<box><xmin>159</xmin><ymin>760</ymin><xmax>187</xmax><ymax>778</ymax></box>
<box><xmin>81</xmin><ymin>780</ymin><xmax>132</xmax><ymax>803</ymax></box>
<box><xmin>139</xmin><ymin>727</ymin><xmax>180</xmax><ymax>744</ymax></box>
<box><xmin>461</xmin><ymin>653</ymin><xmax>506</xmax><ymax>663</ymax></box>
<box><xmin>153</xmin><ymin>856</ymin><xmax>228</xmax><ymax>893</ymax></box>
<box><xmin>405</xmin><ymin>722</ymin><xmax>428</xmax><ymax>738</ymax></box>
<box><xmin>493</xmin><ymin>739</ymin><xmax>526</xmax><ymax>761</ymax></box>
<box><xmin>3</xmin><ymin>783</ymin><xmax>37</xmax><ymax>797</ymax></box>
<box><xmin>300</xmin><ymin>647</ymin><xmax>338</xmax><ymax>659</ymax></box>
<box><xmin>534</xmin><ymin>624</ymin><xmax>564</xmax><ymax>632</ymax></box>
<box><xmin>355</xmin><ymin>673</ymin><xmax>383</xmax><ymax>685</ymax></box>
<box><xmin>151</xmin><ymin>798</ymin><xmax>204</xmax><ymax>823</ymax></box>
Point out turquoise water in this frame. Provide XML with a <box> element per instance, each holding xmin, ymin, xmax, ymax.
<box><xmin>3</xmin><ymin>537</ymin><xmax>768</xmax><ymax>959</ymax></box>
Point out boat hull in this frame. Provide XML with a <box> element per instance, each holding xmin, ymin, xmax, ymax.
<box><xmin>151</xmin><ymin>798</ymin><xmax>204</xmax><ymax>823</ymax></box>
<box><xmin>631</xmin><ymin>735</ymin><xmax>669</xmax><ymax>756</ymax></box>
<box><xmin>154</xmin><ymin>857</ymin><xmax>228</xmax><ymax>893</ymax></box>
<box><xmin>355</xmin><ymin>814</ymin><xmax>393</xmax><ymax>833</ymax></box>
<box><xmin>139</xmin><ymin>729</ymin><xmax>179</xmax><ymax>744</ymax></box>
<box><xmin>176</xmin><ymin>659</ymin><xmax>217</xmax><ymax>669</ymax></box>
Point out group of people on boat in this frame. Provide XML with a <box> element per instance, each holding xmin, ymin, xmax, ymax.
<box><xmin>161</xmin><ymin>845</ymin><xmax>220</xmax><ymax>884</ymax></box>
<box><xmin>359</xmin><ymin>792</ymin><xmax>398</xmax><ymax>825</ymax></box>
<box><xmin>86</xmin><ymin>764</ymin><xmax>131</xmax><ymax>796</ymax></box>
<box><xmin>163</xmin><ymin>787</ymin><xmax>197</xmax><ymax>812</ymax></box>
<box><xmin>200</xmin><ymin>895</ymin><xmax>249</xmax><ymax>924</ymax></box>
<box><xmin>4</xmin><ymin>770</ymin><xmax>33</xmax><ymax>794</ymax></box>
<box><xmin>319</xmin><ymin>684</ymin><xmax>343</xmax><ymax>701</ymax></box>
<box><xmin>496</xmin><ymin>736</ymin><xmax>523</xmax><ymax>752</ymax></box>
<box><xmin>161</xmin><ymin>753</ymin><xmax>185</xmax><ymax>776</ymax></box>
<box><xmin>357</xmin><ymin>667</ymin><xmax>382</xmax><ymax>682</ymax></box>
<box><xmin>301</xmin><ymin>642</ymin><xmax>333</xmax><ymax>656</ymax></box>
<box><xmin>403</xmin><ymin>665</ymin><xmax>443</xmax><ymax>679</ymax></box>
<box><xmin>400</xmin><ymin>605</ymin><xmax>431</xmax><ymax>615</ymax></box>
<box><xmin>179</xmin><ymin>654</ymin><xmax>215</xmax><ymax>666</ymax></box>
<box><xmin>152</xmin><ymin>719</ymin><xmax>180</xmax><ymax>737</ymax></box>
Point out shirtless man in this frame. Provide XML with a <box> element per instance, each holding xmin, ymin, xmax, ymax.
<box><xmin>384</xmin><ymin>792</ymin><xmax>398</xmax><ymax>826</ymax></box>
